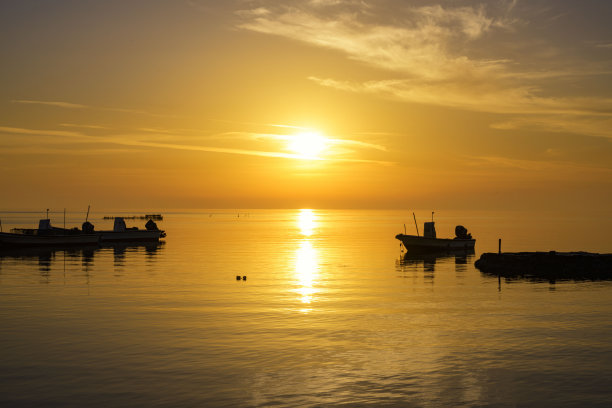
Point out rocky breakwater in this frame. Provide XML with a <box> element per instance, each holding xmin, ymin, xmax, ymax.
<box><xmin>475</xmin><ymin>251</ymin><xmax>612</xmax><ymax>280</ymax></box>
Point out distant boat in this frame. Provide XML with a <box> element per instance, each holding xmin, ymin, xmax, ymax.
<box><xmin>0</xmin><ymin>219</ymin><xmax>99</xmax><ymax>247</ymax></box>
<box><xmin>96</xmin><ymin>217</ymin><xmax>166</xmax><ymax>242</ymax></box>
<box><xmin>395</xmin><ymin>218</ymin><xmax>475</xmax><ymax>252</ymax></box>
<box><xmin>103</xmin><ymin>214</ymin><xmax>163</xmax><ymax>220</ymax></box>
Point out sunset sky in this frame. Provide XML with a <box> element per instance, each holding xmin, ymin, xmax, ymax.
<box><xmin>1</xmin><ymin>0</ymin><xmax>611</xmax><ymax>211</ymax></box>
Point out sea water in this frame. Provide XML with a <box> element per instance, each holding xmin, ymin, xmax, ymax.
<box><xmin>1</xmin><ymin>209</ymin><xmax>611</xmax><ymax>407</ymax></box>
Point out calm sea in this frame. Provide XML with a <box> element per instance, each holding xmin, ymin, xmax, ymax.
<box><xmin>1</xmin><ymin>209</ymin><xmax>611</xmax><ymax>407</ymax></box>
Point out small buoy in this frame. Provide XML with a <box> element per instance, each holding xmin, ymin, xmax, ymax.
<box><xmin>236</xmin><ymin>275</ymin><xmax>241</xmax><ymax>280</ymax></box>
<box><xmin>242</xmin><ymin>276</ymin><xmax>247</xmax><ymax>281</ymax></box>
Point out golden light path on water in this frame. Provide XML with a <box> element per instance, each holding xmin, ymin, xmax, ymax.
<box><xmin>297</xmin><ymin>208</ymin><xmax>316</xmax><ymax>237</ymax></box>
<box><xmin>295</xmin><ymin>209</ymin><xmax>320</xmax><ymax>312</ymax></box>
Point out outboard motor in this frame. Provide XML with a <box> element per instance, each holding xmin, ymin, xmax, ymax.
<box><xmin>145</xmin><ymin>219</ymin><xmax>159</xmax><ymax>231</ymax></box>
<box><xmin>82</xmin><ymin>221</ymin><xmax>95</xmax><ymax>233</ymax></box>
<box><xmin>455</xmin><ymin>225</ymin><xmax>472</xmax><ymax>240</ymax></box>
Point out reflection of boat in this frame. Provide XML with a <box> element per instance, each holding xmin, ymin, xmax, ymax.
<box><xmin>396</xmin><ymin>248</ymin><xmax>475</xmax><ymax>275</ymax></box>
<box><xmin>0</xmin><ymin>244</ymin><xmax>97</xmax><ymax>259</ymax></box>
<box><xmin>396</xmin><ymin>216</ymin><xmax>475</xmax><ymax>252</ymax></box>
<box><xmin>0</xmin><ymin>241</ymin><xmax>164</xmax><ymax>260</ymax></box>
<box><xmin>0</xmin><ymin>241</ymin><xmax>164</xmax><ymax>278</ymax></box>
<box><xmin>0</xmin><ymin>219</ymin><xmax>99</xmax><ymax>247</ymax></box>
<box><xmin>400</xmin><ymin>248</ymin><xmax>475</xmax><ymax>265</ymax></box>
<box><xmin>93</xmin><ymin>217</ymin><xmax>166</xmax><ymax>242</ymax></box>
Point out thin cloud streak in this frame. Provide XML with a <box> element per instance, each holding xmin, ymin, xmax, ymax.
<box><xmin>12</xmin><ymin>100</ymin><xmax>88</xmax><ymax>109</ymax></box>
<box><xmin>466</xmin><ymin>155</ymin><xmax>612</xmax><ymax>173</ymax></box>
<box><xmin>254</xmin><ymin>132</ymin><xmax>387</xmax><ymax>152</ymax></box>
<box><xmin>60</xmin><ymin>123</ymin><xmax>109</xmax><ymax>130</ymax></box>
<box><xmin>12</xmin><ymin>99</ymin><xmax>178</xmax><ymax>118</ymax></box>
<box><xmin>0</xmin><ymin>126</ymin><xmax>84</xmax><ymax>138</ymax></box>
<box><xmin>0</xmin><ymin>126</ymin><xmax>392</xmax><ymax>165</ymax></box>
<box><xmin>308</xmin><ymin>76</ymin><xmax>612</xmax><ymax>118</ymax></box>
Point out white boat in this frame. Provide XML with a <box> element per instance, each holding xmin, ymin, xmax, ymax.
<box><xmin>0</xmin><ymin>219</ymin><xmax>99</xmax><ymax>247</ymax></box>
<box><xmin>97</xmin><ymin>217</ymin><xmax>166</xmax><ymax>242</ymax></box>
<box><xmin>395</xmin><ymin>220</ymin><xmax>475</xmax><ymax>251</ymax></box>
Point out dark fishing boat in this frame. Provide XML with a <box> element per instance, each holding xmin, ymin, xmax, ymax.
<box><xmin>395</xmin><ymin>213</ymin><xmax>475</xmax><ymax>252</ymax></box>
<box><xmin>0</xmin><ymin>219</ymin><xmax>99</xmax><ymax>247</ymax></box>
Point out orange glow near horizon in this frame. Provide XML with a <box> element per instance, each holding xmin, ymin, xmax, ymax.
<box><xmin>0</xmin><ymin>2</ymin><xmax>610</xmax><ymax>212</ymax></box>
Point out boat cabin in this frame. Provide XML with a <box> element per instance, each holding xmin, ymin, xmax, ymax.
<box><xmin>423</xmin><ymin>222</ymin><xmax>436</xmax><ymax>238</ymax></box>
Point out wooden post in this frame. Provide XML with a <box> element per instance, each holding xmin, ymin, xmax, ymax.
<box><xmin>498</xmin><ymin>238</ymin><xmax>502</xmax><ymax>254</ymax></box>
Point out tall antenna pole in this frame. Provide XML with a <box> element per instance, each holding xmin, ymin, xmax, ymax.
<box><xmin>46</xmin><ymin>208</ymin><xmax>49</xmax><ymax>219</ymax></box>
<box><xmin>432</xmin><ymin>211</ymin><xmax>434</xmax><ymax>222</ymax></box>
<box><xmin>85</xmin><ymin>205</ymin><xmax>90</xmax><ymax>223</ymax></box>
<box><xmin>413</xmin><ymin>212</ymin><xmax>419</xmax><ymax>237</ymax></box>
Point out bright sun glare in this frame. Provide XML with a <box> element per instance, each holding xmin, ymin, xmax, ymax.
<box><xmin>287</xmin><ymin>131</ymin><xmax>328</xmax><ymax>159</ymax></box>
<box><xmin>297</xmin><ymin>209</ymin><xmax>317</xmax><ymax>236</ymax></box>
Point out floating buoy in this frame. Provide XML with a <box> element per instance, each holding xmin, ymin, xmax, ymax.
<box><xmin>242</xmin><ymin>276</ymin><xmax>247</xmax><ymax>281</ymax></box>
<box><xmin>236</xmin><ymin>275</ymin><xmax>241</xmax><ymax>280</ymax></box>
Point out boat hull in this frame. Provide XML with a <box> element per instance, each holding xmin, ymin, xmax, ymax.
<box><xmin>395</xmin><ymin>234</ymin><xmax>475</xmax><ymax>251</ymax></box>
<box><xmin>0</xmin><ymin>232</ymin><xmax>99</xmax><ymax>247</ymax></box>
<box><xmin>98</xmin><ymin>230</ymin><xmax>164</xmax><ymax>242</ymax></box>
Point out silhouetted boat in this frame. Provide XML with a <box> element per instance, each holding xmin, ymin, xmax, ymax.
<box><xmin>396</xmin><ymin>219</ymin><xmax>475</xmax><ymax>252</ymax></box>
<box><xmin>96</xmin><ymin>217</ymin><xmax>166</xmax><ymax>242</ymax></box>
<box><xmin>0</xmin><ymin>219</ymin><xmax>99</xmax><ymax>247</ymax></box>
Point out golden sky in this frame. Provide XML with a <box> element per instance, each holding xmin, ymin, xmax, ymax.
<box><xmin>1</xmin><ymin>0</ymin><xmax>611</xmax><ymax>210</ymax></box>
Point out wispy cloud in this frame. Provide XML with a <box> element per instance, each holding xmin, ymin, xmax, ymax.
<box><xmin>237</xmin><ymin>1</ymin><xmax>612</xmax><ymax>138</ymax></box>
<box><xmin>490</xmin><ymin>115</ymin><xmax>612</xmax><ymax>139</ymax></box>
<box><xmin>254</xmin><ymin>131</ymin><xmax>387</xmax><ymax>151</ymax></box>
<box><xmin>466</xmin><ymin>155</ymin><xmax>612</xmax><ymax>173</ymax></box>
<box><xmin>12</xmin><ymin>99</ymin><xmax>177</xmax><ymax>118</ymax></box>
<box><xmin>0</xmin><ymin>126</ymin><xmax>84</xmax><ymax>138</ymax></box>
<box><xmin>239</xmin><ymin>3</ymin><xmax>507</xmax><ymax>80</ymax></box>
<box><xmin>308</xmin><ymin>76</ymin><xmax>612</xmax><ymax>118</ymax></box>
<box><xmin>13</xmin><ymin>100</ymin><xmax>88</xmax><ymax>109</ymax></box>
<box><xmin>60</xmin><ymin>123</ymin><xmax>109</xmax><ymax>130</ymax></box>
<box><xmin>0</xmin><ymin>125</ymin><xmax>391</xmax><ymax>165</ymax></box>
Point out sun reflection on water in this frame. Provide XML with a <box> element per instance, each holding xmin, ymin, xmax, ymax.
<box><xmin>294</xmin><ymin>210</ymin><xmax>320</xmax><ymax>312</ymax></box>
<box><xmin>294</xmin><ymin>240</ymin><xmax>319</xmax><ymax>306</ymax></box>
<box><xmin>297</xmin><ymin>209</ymin><xmax>317</xmax><ymax>236</ymax></box>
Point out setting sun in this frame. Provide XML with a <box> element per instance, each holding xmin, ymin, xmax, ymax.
<box><xmin>287</xmin><ymin>131</ymin><xmax>328</xmax><ymax>159</ymax></box>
